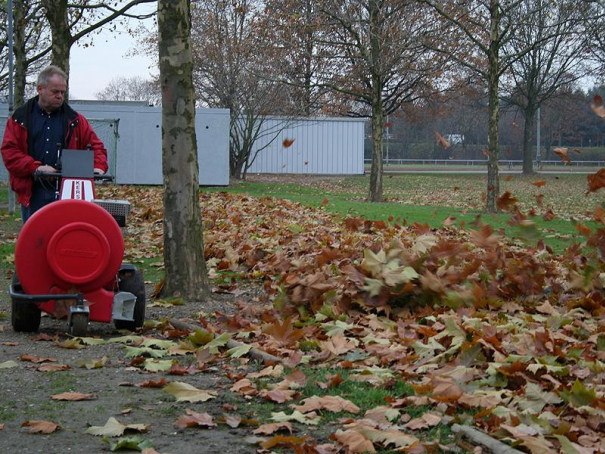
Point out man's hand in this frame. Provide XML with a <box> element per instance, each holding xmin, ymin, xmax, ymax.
<box><xmin>93</xmin><ymin>168</ymin><xmax>105</xmax><ymax>175</ymax></box>
<box><xmin>36</xmin><ymin>165</ymin><xmax>57</xmax><ymax>174</ymax></box>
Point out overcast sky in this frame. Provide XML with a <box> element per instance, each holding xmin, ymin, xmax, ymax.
<box><xmin>69</xmin><ymin>5</ymin><xmax>157</xmax><ymax>100</ymax></box>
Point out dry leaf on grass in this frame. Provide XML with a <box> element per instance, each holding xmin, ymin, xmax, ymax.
<box><xmin>291</xmin><ymin>395</ymin><xmax>360</xmax><ymax>414</ymax></box>
<box><xmin>402</xmin><ymin>412</ymin><xmax>441</xmax><ymax>430</ymax></box>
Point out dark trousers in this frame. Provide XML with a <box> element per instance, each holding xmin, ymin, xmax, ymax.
<box><xmin>21</xmin><ymin>185</ymin><xmax>57</xmax><ymax>223</ymax></box>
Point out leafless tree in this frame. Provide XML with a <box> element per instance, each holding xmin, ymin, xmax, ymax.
<box><xmin>419</xmin><ymin>0</ymin><xmax>570</xmax><ymax>212</ymax></box>
<box><xmin>0</xmin><ymin>0</ymin><xmax>51</xmax><ymax>106</ymax></box>
<box><xmin>190</xmin><ymin>0</ymin><xmax>300</xmax><ymax>180</ymax></box>
<box><xmin>39</xmin><ymin>0</ymin><xmax>156</xmax><ymax>97</ymax></box>
<box><xmin>95</xmin><ymin>75</ymin><xmax>160</xmax><ymax>103</ymax></box>
<box><xmin>501</xmin><ymin>0</ymin><xmax>590</xmax><ymax>174</ymax></box>
<box><xmin>313</xmin><ymin>0</ymin><xmax>445</xmax><ymax>202</ymax></box>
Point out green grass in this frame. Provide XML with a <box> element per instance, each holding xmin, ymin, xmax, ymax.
<box><xmin>296</xmin><ymin>367</ymin><xmax>414</xmax><ymax>416</ymax></box>
<box><xmin>0</xmin><ymin>185</ymin><xmax>7</xmax><ymax>204</ymax></box>
<box><xmin>205</xmin><ymin>176</ymin><xmax>595</xmax><ymax>254</ymax></box>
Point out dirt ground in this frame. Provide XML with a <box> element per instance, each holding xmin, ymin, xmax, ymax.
<box><xmin>0</xmin><ymin>204</ymin><xmax>275</xmax><ymax>453</ymax></box>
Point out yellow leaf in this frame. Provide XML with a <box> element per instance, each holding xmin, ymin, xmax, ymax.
<box><xmin>163</xmin><ymin>382</ymin><xmax>217</xmax><ymax>403</ymax></box>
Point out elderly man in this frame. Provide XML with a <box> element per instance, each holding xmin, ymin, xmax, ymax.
<box><xmin>1</xmin><ymin>65</ymin><xmax>108</xmax><ymax>222</ymax></box>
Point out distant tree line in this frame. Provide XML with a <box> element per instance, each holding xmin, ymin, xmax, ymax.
<box><xmin>369</xmin><ymin>83</ymin><xmax>605</xmax><ymax>162</ymax></box>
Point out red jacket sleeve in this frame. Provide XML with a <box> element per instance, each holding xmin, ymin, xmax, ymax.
<box><xmin>1</xmin><ymin>118</ymin><xmax>40</xmax><ymax>177</ymax></box>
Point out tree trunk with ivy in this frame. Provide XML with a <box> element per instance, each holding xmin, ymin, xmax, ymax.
<box><xmin>158</xmin><ymin>0</ymin><xmax>210</xmax><ymax>301</ymax></box>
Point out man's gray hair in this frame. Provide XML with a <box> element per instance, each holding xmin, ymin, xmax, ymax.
<box><xmin>37</xmin><ymin>65</ymin><xmax>68</xmax><ymax>87</ymax></box>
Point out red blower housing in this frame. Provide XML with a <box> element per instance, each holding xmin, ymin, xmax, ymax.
<box><xmin>15</xmin><ymin>199</ymin><xmax>124</xmax><ymax>322</ymax></box>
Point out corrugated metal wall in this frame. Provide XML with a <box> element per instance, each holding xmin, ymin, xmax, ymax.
<box><xmin>247</xmin><ymin>116</ymin><xmax>365</xmax><ymax>175</ymax></box>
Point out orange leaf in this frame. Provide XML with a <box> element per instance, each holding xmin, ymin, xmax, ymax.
<box><xmin>137</xmin><ymin>378</ymin><xmax>167</xmax><ymax>388</ymax></box>
<box><xmin>553</xmin><ymin>147</ymin><xmax>571</xmax><ymax>164</ymax></box>
<box><xmin>253</xmin><ymin>422</ymin><xmax>293</xmax><ymax>435</ymax></box>
<box><xmin>532</xmin><ymin>181</ymin><xmax>546</xmax><ymax>188</ymax></box>
<box><xmin>594</xmin><ymin>205</ymin><xmax>605</xmax><ymax>224</ymax></box>
<box><xmin>282</xmin><ymin>138</ymin><xmax>295</xmax><ymax>148</ymax></box>
<box><xmin>435</xmin><ymin>132</ymin><xmax>450</xmax><ymax>149</ymax></box>
<box><xmin>51</xmin><ymin>392</ymin><xmax>97</xmax><ymax>401</ymax></box>
<box><xmin>174</xmin><ymin>409</ymin><xmax>216</xmax><ymax>429</ymax></box>
<box><xmin>20</xmin><ymin>354</ymin><xmax>57</xmax><ymax>363</ymax></box>
<box><xmin>591</xmin><ymin>95</ymin><xmax>605</xmax><ymax>118</ymax></box>
<box><xmin>21</xmin><ymin>420</ymin><xmax>61</xmax><ymax>434</ymax></box>
<box><xmin>576</xmin><ymin>222</ymin><xmax>592</xmax><ymax>236</ymax></box>
<box><xmin>261</xmin><ymin>435</ymin><xmax>311</xmax><ymax>450</ymax></box>
<box><xmin>542</xmin><ymin>209</ymin><xmax>555</xmax><ymax>221</ymax></box>
<box><xmin>482</xmin><ymin>149</ymin><xmax>489</xmax><ymax>157</ymax></box>
<box><xmin>402</xmin><ymin>412</ymin><xmax>441</xmax><ymax>430</ymax></box>
<box><xmin>587</xmin><ymin>169</ymin><xmax>605</xmax><ymax>193</ymax></box>
<box><xmin>505</xmin><ymin>175</ymin><xmax>514</xmax><ymax>181</ymax></box>
<box><xmin>260</xmin><ymin>389</ymin><xmax>297</xmax><ymax>403</ymax></box>
<box><xmin>37</xmin><ymin>363</ymin><xmax>71</xmax><ymax>372</ymax></box>
<box><xmin>430</xmin><ymin>377</ymin><xmax>463</xmax><ymax>403</ymax></box>
<box><xmin>536</xmin><ymin>194</ymin><xmax>544</xmax><ymax>207</ymax></box>
<box><xmin>496</xmin><ymin>191</ymin><xmax>518</xmax><ymax>211</ymax></box>
<box><xmin>263</xmin><ymin>317</ymin><xmax>304</xmax><ymax>346</ymax></box>
<box><xmin>332</xmin><ymin>429</ymin><xmax>375</xmax><ymax>453</ymax></box>
<box><xmin>291</xmin><ymin>395</ymin><xmax>360</xmax><ymax>414</ymax></box>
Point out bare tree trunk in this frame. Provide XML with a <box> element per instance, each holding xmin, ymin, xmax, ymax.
<box><xmin>41</xmin><ymin>0</ymin><xmax>70</xmax><ymax>77</ymax></box>
<box><xmin>522</xmin><ymin>106</ymin><xmax>536</xmax><ymax>174</ymax></box>
<box><xmin>368</xmin><ymin>0</ymin><xmax>383</xmax><ymax>203</ymax></box>
<box><xmin>369</xmin><ymin>102</ymin><xmax>384</xmax><ymax>203</ymax></box>
<box><xmin>485</xmin><ymin>0</ymin><xmax>500</xmax><ymax>214</ymax></box>
<box><xmin>13</xmin><ymin>0</ymin><xmax>27</xmax><ymax>107</ymax></box>
<box><xmin>158</xmin><ymin>0</ymin><xmax>210</xmax><ymax>301</ymax></box>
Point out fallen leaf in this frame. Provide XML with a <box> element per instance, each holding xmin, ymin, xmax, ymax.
<box><xmin>21</xmin><ymin>420</ymin><xmax>60</xmax><ymax>434</ymax></box>
<box><xmin>163</xmin><ymin>382</ymin><xmax>217</xmax><ymax>402</ymax></box>
<box><xmin>137</xmin><ymin>378</ymin><xmax>167</xmax><ymax>388</ymax></box>
<box><xmin>253</xmin><ymin>422</ymin><xmax>293</xmax><ymax>435</ymax></box>
<box><xmin>174</xmin><ymin>409</ymin><xmax>217</xmax><ymax>429</ymax></box>
<box><xmin>85</xmin><ymin>417</ymin><xmax>149</xmax><ymax>437</ymax></box>
<box><xmin>37</xmin><ymin>363</ymin><xmax>72</xmax><ymax>372</ymax></box>
<box><xmin>20</xmin><ymin>354</ymin><xmax>57</xmax><ymax>363</ymax></box>
<box><xmin>291</xmin><ymin>395</ymin><xmax>360</xmax><ymax>414</ymax></box>
<box><xmin>402</xmin><ymin>412</ymin><xmax>441</xmax><ymax>430</ymax></box>
<box><xmin>51</xmin><ymin>392</ymin><xmax>97</xmax><ymax>401</ymax></box>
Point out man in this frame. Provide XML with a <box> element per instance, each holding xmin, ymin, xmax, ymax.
<box><xmin>1</xmin><ymin>65</ymin><xmax>108</xmax><ymax>222</ymax></box>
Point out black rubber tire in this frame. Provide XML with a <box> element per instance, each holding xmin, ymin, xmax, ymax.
<box><xmin>11</xmin><ymin>273</ymin><xmax>41</xmax><ymax>332</ymax></box>
<box><xmin>70</xmin><ymin>313</ymin><xmax>88</xmax><ymax>337</ymax></box>
<box><xmin>114</xmin><ymin>268</ymin><xmax>145</xmax><ymax>331</ymax></box>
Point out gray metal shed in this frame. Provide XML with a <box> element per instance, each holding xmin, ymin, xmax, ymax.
<box><xmin>246</xmin><ymin>116</ymin><xmax>365</xmax><ymax>175</ymax></box>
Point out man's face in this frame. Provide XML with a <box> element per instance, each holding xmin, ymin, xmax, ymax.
<box><xmin>37</xmin><ymin>74</ymin><xmax>67</xmax><ymax>113</ymax></box>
